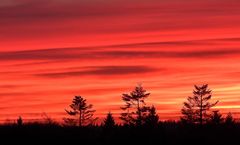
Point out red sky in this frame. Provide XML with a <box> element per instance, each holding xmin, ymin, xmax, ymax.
<box><xmin>1</xmin><ymin>0</ymin><xmax>240</xmax><ymax>122</ymax></box>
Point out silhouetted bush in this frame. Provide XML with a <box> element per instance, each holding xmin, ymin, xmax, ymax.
<box><xmin>17</xmin><ymin>116</ymin><xmax>23</xmax><ymax>126</ymax></box>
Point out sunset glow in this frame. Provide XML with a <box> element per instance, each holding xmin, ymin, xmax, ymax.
<box><xmin>1</xmin><ymin>0</ymin><xmax>240</xmax><ymax>122</ymax></box>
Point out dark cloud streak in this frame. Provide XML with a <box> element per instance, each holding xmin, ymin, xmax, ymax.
<box><xmin>0</xmin><ymin>45</ymin><xmax>240</xmax><ymax>62</ymax></box>
<box><xmin>35</xmin><ymin>66</ymin><xmax>157</xmax><ymax>78</ymax></box>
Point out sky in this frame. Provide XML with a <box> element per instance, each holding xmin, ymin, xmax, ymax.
<box><xmin>1</xmin><ymin>0</ymin><xmax>240</xmax><ymax>122</ymax></box>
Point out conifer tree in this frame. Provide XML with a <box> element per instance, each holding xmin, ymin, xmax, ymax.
<box><xmin>103</xmin><ymin>112</ymin><xmax>116</xmax><ymax>128</ymax></box>
<box><xmin>225</xmin><ymin>112</ymin><xmax>235</xmax><ymax>125</ymax></box>
<box><xmin>120</xmin><ymin>84</ymin><xmax>150</xmax><ymax>126</ymax></box>
<box><xmin>144</xmin><ymin>106</ymin><xmax>159</xmax><ymax>126</ymax></box>
<box><xmin>181</xmin><ymin>84</ymin><xmax>218</xmax><ymax>125</ymax></box>
<box><xmin>210</xmin><ymin>110</ymin><xmax>224</xmax><ymax>124</ymax></box>
<box><xmin>65</xmin><ymin>96</ymin><xmax>97</xmax><ymax>126</ymax></box>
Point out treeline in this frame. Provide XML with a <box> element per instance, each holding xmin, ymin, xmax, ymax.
<box><xmin>62</xmin><ymin>84</ymin><xmax>236</xmax><ymax>127</ymax></box>
<box><xmin>1</xmin><ymin>84</ymin><xmax>240</xmax><ymax>145</ymax></box>
<box><xmin>9</xmin><ymin>84</ymin><xmax>238</xmax><ymax>126</ymax></box>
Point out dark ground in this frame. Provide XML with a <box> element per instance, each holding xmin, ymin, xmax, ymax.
<box><xmin>0</xmin><ymin>122</ymin><xmax>239</xmax><ymax>145</ymax></box>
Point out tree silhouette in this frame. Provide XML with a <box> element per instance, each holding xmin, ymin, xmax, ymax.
<box><xmin>63</xmin><ymin>118</ymin><xmax>77</xmax><ymax>126</ymax></box>
<box><xmin>181</xmin><ymin>84</ymin><xmax>218</xmax><ymax>125</ymax></box>
<box><xmin>225</xmin><ymin>112</ymin><xmax>235</xmax><ymax>125</ymax></box>
<box><xmin>210</xmin><ymin>110</ymin><xmax>223</xmax><ymax>125</ymax></box>
<box><xmin>120</xmin><ymin>84</ymin><xmax>150</xmax><ymax>126</ymax></box>
<box><xmin>103</xmin><ymin>112</ymin><xmax>116</xmax><ymax>128</ymax></box>
<box><xmin>17</xmin><ymin>116</ymin><xmax>23</xmax><ymax>126</ymax></box>
<box><xmin>144</xmin><ymin>106</ymin><xmax>159</xmax><ymax>126</ymax></box>
<box><xmin>65</xmin><ymin>96</ymin><xmax>97</xmax><ymax>126</ymax></box>
<box><xmin>41</xmin><ymin>112</ymin><xmax>57</xmax><ymax>125</ymax></box>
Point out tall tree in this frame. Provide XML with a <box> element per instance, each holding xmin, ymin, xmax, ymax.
<box><xmin>65</xmin><ymin>96</ymin><xmax>97</xmax><ymax>126</ymax></box>
<box><xmin>181</xmin><ymin>84</ymin><xmax>218</xmax><ymax>125</ymax></box>
<box><xmin>120</xmin><ymin>84</ymin><xmax>150</xmax><ymax>126</ymax></box>
<box><xmin>103</xmin><ymin>112</ymin><xmax>116</xmax><ymax>128</ymax></box>
<box><xmin>210</xmin><ymin>110</ymin><xmax>224</xmax><ymax>125</ymax></box>
<box><xmin>144</xmin><ymin>106</ymin><xmax>159</xmax><ymax>127</ymax></box>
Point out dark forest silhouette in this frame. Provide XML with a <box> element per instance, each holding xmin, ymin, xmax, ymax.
<box><xmin>1</xmin><ymin>84</ymin><xmax>240</xmax><ymax>145</ymax></box>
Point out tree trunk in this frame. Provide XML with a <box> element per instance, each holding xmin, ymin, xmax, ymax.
<box><xmin>79</xmin><ymin>110</ymin><xmax>82</xmax><ymax>127</ymax></box>
<box><xmin>137</xmin><ymin>99</ymin><xmax>141</xmax><ymax>125</ymax></box>
<box><xmin>200</xmin><ymin>94</ymin><xmax>203</xmax><ymax>125</ymax></box>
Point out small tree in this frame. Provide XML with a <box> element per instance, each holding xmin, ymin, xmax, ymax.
<box><xmin>181</xmin><ymin>84</ymin><xmax>218</xmax><ymax>125</ymax></box>
<box><xmin>225</xmin><ymin>112</ymin><xmax>235</xmax><ymax>125</ymax></box>
<box><xmin>180</xmin><ymin>107</ymin><xmax>195</xmax><ymax>124</ymax></box>
<box><xmin>103</xmin><ymin>112</ymin><xmax>116</xmax><ymax>128</ymax></box>
<box><xmin>41</xmin><ymin>112</ymin><xmax>57</xmax><ymax>125</ymax></box>
<box><xmin>17</xmin><ymin>116</ymin><xmax>23</xmax><ymax>126</ymax></box>
<box><xmin>120</xmin><ymin>84</ymin><xmax>150</xmax><ymax>126</ymax></box>
<box><xmin>65</xmin><ymin>96</ymin><xmax>97</xmax><ymax>126</ymax></box>
<box><xmin>63</xmin><ymin>118</ymin><xmax>77</xmax><ymax>126</ymax></box>
<box><xmin>210</xmin><ymin>110</ymin><xmax>224</xmax><ymax>125</ymax></box>
<box><xmin>144</xmin><ymin>106</ymin><xmax>159</xmax><ymax>127</ymax></box>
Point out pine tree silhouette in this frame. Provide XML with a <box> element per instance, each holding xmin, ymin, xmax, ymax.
<box><xmin>181</xmin><ymin>84</ymin><xmax>218</xmax><ymax>125</ymax></box>
<box><xmin>144</xmin><ymin>106</ymin><xmax>159</xmax><ymax>127</ymax></box>
<box><xmin>210</xmin><ymin>110</ymin><xmax>223</xmax><ymax>125</ymax></box>
<box><xmin>103</xmin><ymin>112</ymin><xmax>115</xmax><ymax>128</ymax></box>
<box><xmin>64</xmin><ymin>96</ymin><xmax>97</xmax><ymax>126</ymax></box>
<box><xmin>120</xmin><ymin>84</ymin><xmax>150</xmax><ymax>126</ymax></box>
<box><xmin>225</xmin><ymin>112</ymin><xmax>235</xmax><ymax>125</ymax></box>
